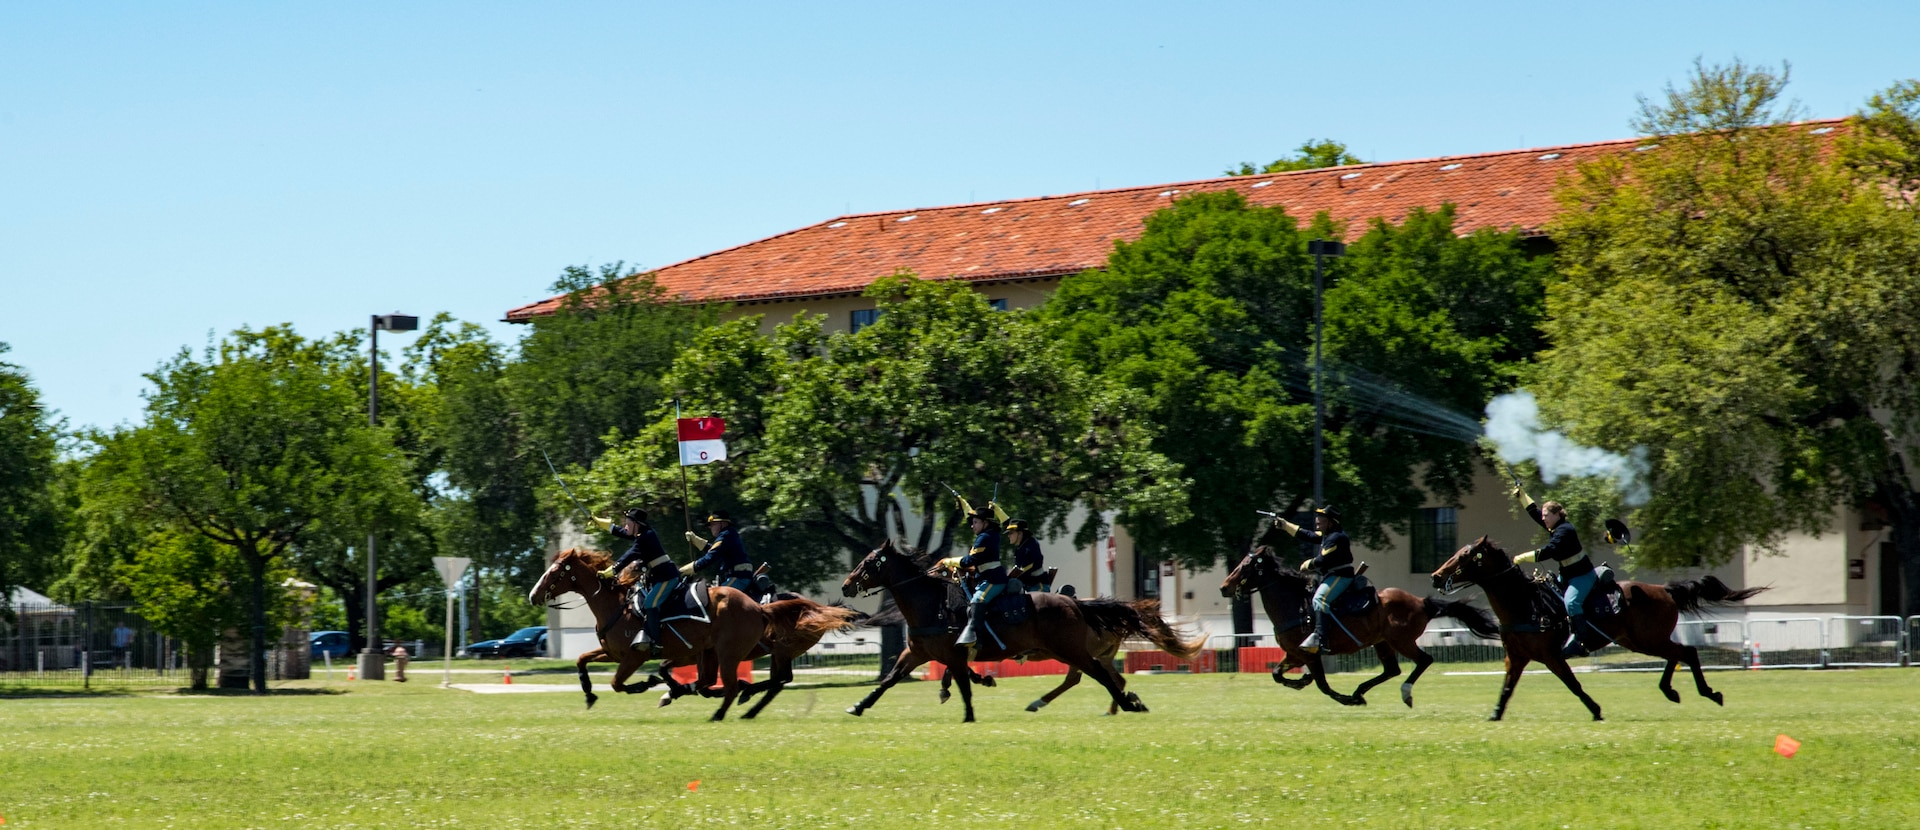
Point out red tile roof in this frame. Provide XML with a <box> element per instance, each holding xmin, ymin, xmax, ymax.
<box><xmin>504</xmin><ymin>119</ymin><xmax>1846</xmax><ymax>321</ymax></box>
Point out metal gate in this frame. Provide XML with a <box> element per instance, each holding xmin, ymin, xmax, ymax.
<box><xmin>1748</xmin><ymin>617</ymin><xmax>1826</xmax><ymax>669</ymax></box>
<box><xmin>1826</xmin><ymin>616</ymin><xmax>1904</xmax><ymax>667</ymax></box>
<box><xmin>1676</xmin><ymin>619</ymin><xmax>1749</xmax><ymax>670</ymax></box>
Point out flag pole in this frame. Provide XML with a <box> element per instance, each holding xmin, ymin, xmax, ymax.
<box><xmin>675</xmin><ymin>398</ymin><xmax>695</xmax><ymax>550</ymax></box>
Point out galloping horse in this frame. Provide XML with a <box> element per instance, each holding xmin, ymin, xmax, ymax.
<box><xmin>841</xmin><ymin>539</ymin><xmax>1203</xmax><ymax>722</ymax></box>
<box><xmin>662</xmin><ymin>596</ymin><xmax>862</xmax><ymax>719</ymax></box>
<box><xmin>1432</xmin><ymin>536</ymin><xmax>1769</xmax><ymax>721</ymax></box>
<box><xmin>1221</xmin><ymin>544</ymin><xmax>1499</xmax><ymax>707</ymax></box>
<box><xmin>870</xmin><ymin>601</ymin><xmax>1124</xmax><ymax>715</ymax></box>
<box><xmin>529</xmin><ymin>548</ymin><xmax>766</xmax><ymax>721</ymax></box>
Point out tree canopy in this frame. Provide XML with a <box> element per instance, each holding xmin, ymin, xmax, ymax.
<box><xmin>582</xmin><ymin>273</ymin><xmax>1186</xmax><ymax>587</ymax></box>
<box><xmin>1226</xmin><ymin>139</ymin><xmax>1363</xmax><ymax>177</ymax></box>
<box><xmin>1536</xmin><ymin>62</ymin><xmax>1920</xmax><ymax>612</ymax></box>
<box><xmin>0</xmin><ymin>343</ymin><xmax>65</xmax><ymax>608</ymax></box>
<box><xmin>1040</xmin><ymin>192</ymin><xmax>1549</xmax><ymax>569</ymax></box>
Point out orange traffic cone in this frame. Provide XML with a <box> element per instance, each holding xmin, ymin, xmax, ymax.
<box><xmin>347</xmin><ymin>665</ymin><xmax>357</xmax><ymax>681</ymax></box>
<box><xmin>1750</xmin><ymin>642</ymin><xmax>1761</xmax><ymax>670</ymax></box>
<box><xmin>503</xmin><ymin>666</ymin><xmax>513</xmax><ymax>685</ymax></box>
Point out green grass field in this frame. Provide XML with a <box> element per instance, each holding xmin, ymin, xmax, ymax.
<box><xmin>3</xmin><ymin>666</ymin><xmax>1916</xmax><ymax>828</ymax></box>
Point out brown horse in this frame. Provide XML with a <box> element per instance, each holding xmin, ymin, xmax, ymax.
<box><xmin>528</xmin><ymin>548</ymin><xmax>765</xmax><ymax>721</ymax></box>
<box><xmin>1431</xmin><ymin>536</ymin><xmax>1768</xmax><ymax>721</ymax></box>
<box><xmin>1221</xmin><ymin>544</ymin><xmax>1499</xmax><ymax>707</ymax></box>
<box><xmin>663</xmin><ymin>596</ymin><xmax>862</xmax><ymax>718</ymax></box>
<box><xmin>840</xmin><ymin>539</ymin><xmax>1203</xmax><ymax>722</ymax></box>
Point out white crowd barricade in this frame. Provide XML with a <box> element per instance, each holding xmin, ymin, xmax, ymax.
<box><xmin>1747</xmin><ymin>617</ymin><xmax>1827</xmax><ymax>669</ymax></box>
<box><xmin>1824</xmin><ymin>616</ymin><xmax>1905</xmax><ymax>668</ymax></box>
<box><xmin>1674</xmin><ymin>619</ymin><xmax>1750</xmax><ymax>670</ymax></box>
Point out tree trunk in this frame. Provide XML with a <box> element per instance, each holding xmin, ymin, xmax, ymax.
<box><xmin>188</xmin><ymin>642</ymin><xmax>212</xmax><ymax>691</ymax></box>
<box><xmin>1876</xmin><ymin>458</ymin><xmax>1920</xmax><ymax>619</ymax></box>
<box><xmin>246</xmin><ymin>545</ymin><xmax>269</xmax><ymax>694</ymax></box>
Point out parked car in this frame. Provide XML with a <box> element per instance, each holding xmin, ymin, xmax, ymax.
<box><xmin>310</xmin><ymin>631</ymin><xmax>352</xmax><ymax>660</ymax></box>
<box><xmin>468</xmin><ymin>626</ymin><xmax>546</xmax><ymax>659</ymax></box>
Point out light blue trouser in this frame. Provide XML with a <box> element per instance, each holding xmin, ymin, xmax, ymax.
<box><xmin>971</xmin><ymin>581</ymin><xmax>1006</xmax><ymax>604</ymax></box>
<box><xmin>1562</xmin><ymin>570</ymin><xmax>1597</xmax><ymax>616</ymax></box>
<box><xmin>1310</xmin><ymin>575</ymin><xmax>1352</xmax><ymax>614</ymax></box>
<box><xmin>639</xmin><ymin>579</ymin><xmax>676</xmax><ymax>611</ymax></box>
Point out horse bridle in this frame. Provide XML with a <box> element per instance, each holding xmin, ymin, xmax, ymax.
<box><xmin>1438</xmin><ymin>546</ymin><xmax>1516</xmax><ymax>596</ymax></box>
<box><xmin>847</xmin><ymin>548</ymin><xmax>933</xmax><ymax>599</ymax></box>
<box><xmin>539</xmin><ymin>559</ymin><xmax>608</xmax><ymax>610</ymax></box>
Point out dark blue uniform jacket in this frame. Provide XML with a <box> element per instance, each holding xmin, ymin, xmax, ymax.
<box><xmin>1010</xmin><ymin>536</ymin><xmax>1044</xmax><ymax>576</ymax></box>
<box><xmin>609</xmin><ymin>523</ymin><xmax>677</xmax><ymax>585</ymax></box>
<box><xmin>958</xmin><ymin>530</ymin><xmax>1008</xmax><ymax>584</ymax></box>
<box><xmin>1284</xmin><ymin>525</ymin><xmax>1356</xmax><ymax>578</ymax></box>
<box><xmin>1526</xmin><ymin>504</ymin><xmax>1591</xmax><ymax>577</ymax></box>
<box><xmin>692</xmin><ymin>527</ymin><xmax>752</xmax><ymax>577</ymax></box>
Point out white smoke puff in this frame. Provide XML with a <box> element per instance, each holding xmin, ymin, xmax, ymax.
<box><xmin>1484</xmin><ymin>390</ymin><xmax>1651</xmax><ymax>506</ymax></box>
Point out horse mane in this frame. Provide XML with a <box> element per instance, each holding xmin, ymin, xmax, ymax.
<box><xmin>887</xmin><ymin>542</ymin><xmax>968</xmax><ymax>613</ymax></box>
<box><xmin>1249</xmin><ymin>546</ymin><xmax>1312</xmax><ymax>589</ymax></box>
<box><xmin>556</xmin><ymin>548</ymin><xmax>613</xmax><ymax>570</ymax></box>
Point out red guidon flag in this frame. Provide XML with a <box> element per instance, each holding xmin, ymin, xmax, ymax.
<box><xmin>677</xmin><ymin>417</ymin><xmax>727</xmax><ymax>466</ymax></box>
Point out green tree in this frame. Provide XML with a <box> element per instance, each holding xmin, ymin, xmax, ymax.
<box><xmin>508</xmin><ymin>264</ymin><xmax>720</xmax><ymax>469</ymax></box>
<box><xmin>117</xmin><ymin>530</ymin><xmax>277</xmax><ymax>690</ymax></box>
<box><xmin>1041</xmin><ymin>192</ymin><xmax>1548</xmax><ymax>570</ymax></box>
<box><xmin>1536</xmin><ymin>64</ymin><xmax>1920</xmax><ymax>612</ymax></box>
<box><xmin>583</xmin><ymin>274</ymin><xmax>1186</xmax><ymax>587</ymax></box>
<box><xmin>0</xmin><ymin>344</ymin><xmax>65</xmax><ymax>608</ymax></box>
<box><xmin>84</xmin><ymin>326</ymin><xmax>420</xmax><ymax>691</ymax></box>
<box><xmin>1226</xmin><ymin>139</ymin><xmax>1363</xmax><ymax>176</ymax></box>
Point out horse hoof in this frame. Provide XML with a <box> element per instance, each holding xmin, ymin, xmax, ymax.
<box><xmin>1593</xmin><ymin>714</ymin><xmax>1605</xmax><ymax>722</ymax></box>
<box><xmin>1488</xmin><ymin>713</ymin><xmax>1504</xmax><ymax>722</ymax></box>
<box><xmin>1343</xmin><ymin>696</ymin><xmax>1366</xmax><ymax>707</ymax></box>
<box><xmin>1270</xmin><ymin>668</ymin><xmax>1286</xmax><ymax>684</ymax></box>
<box><xmin>1401</xmin><ymin>682</ymin><xmax>1414</xmax><ymax>708</ymax></box>
<box><xmin>845</xmin><ymin>706</ymin><xmax>863</xmax><ymax>717</ymax></box>
<box><xmin>585</xmin><ymin>694</ymin><xmax>598</xmax><ymax>710</ymax></box>
<box><xmin>979</xmin><ymin>676</ymin><xmax>996</xmax><ymax>688</ymax></box>
<box><xmin>1026</xmin><ymin>700</ymin><xmax>1046</xmax><ymax>713</ymax></box>
<box><xmin>1708</xmin><ymin>692</ymin><xmax>1725</xmax><ymax>707</ymax></box>
<box><xmin>658</xmin><ymin>693</ymin><xmax>674</xmax><ymax>708</ymax></box>
<box><xmin>939</xmin><ymin>689</ymin><xmax>951</xmax><ymax>704</ymax></box>
<box><xmin>1662</xmin><ymin>687</ymin><xmax>1682</xmax><ymax>704</ymax></box>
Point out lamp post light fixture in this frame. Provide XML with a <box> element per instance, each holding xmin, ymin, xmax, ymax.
<box><xmin>358</xmin><ymin>312</ymin><xmax>418</xmax><ymax>682</ymax></box>
<box><xmin>1306</xmin><ymin>239</ymin><xmax>1345</xmax><ymax>509</ymax></box>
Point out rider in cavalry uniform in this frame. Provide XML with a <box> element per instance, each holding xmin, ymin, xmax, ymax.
<box><xmin>1270</xmin><ymin>504</ymin><xmax>1355</xmax><ymax>654</ymax></box>
<box><xmin>684</xmin><ymin>510</ymin><xmax>755</xmax><ymax>593</ymax></box>
<box><xmin>1510</xmin><ymin>488</ymin><xmax>1610</xmax><ymax>657</ymax></box>
<box><xmin>593</xmin><ymin>508</ymin><xmax>677</xmax><ymax>650</ymax></box>
<box><xmin>942</xmin><ymin>506</ymin><xmax>1006</xmax><ymax>647</ymax></box>
<box><xmin>1004</xmin><ymin>518</ymin><xmax>1047</xmax><ymax>593</ymax></box>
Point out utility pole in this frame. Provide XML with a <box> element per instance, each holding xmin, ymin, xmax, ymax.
<box><xmin>1306</xmin><ymin>239</ymin><xmax>1345</xmax><ymax>508</ymax></box>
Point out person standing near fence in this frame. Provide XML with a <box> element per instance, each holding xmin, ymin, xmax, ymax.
<box><xmin>111</xmin><ymin>622</ymin><xmax>136</xmax><ymax>669</ymax></box>
<box><xmin>389</xmin><ymin>641</ymin><xmax>409</xmax><ymax>682</ymax></box>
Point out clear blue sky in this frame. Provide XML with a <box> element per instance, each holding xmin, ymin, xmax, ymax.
<box><xmin>4</xmin><ymin>2</ymin><xmax>1915</xmax><ymax>432</ymax></box>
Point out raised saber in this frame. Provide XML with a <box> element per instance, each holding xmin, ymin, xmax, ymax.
<box><xmin>539</xmin><ymin>448</ymin><xmax>599</xmax><ymax>529</ymax></box>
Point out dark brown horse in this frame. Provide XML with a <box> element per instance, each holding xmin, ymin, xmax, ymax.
<box><xmin>662</xmin><ymin>596</ymin><xmax>863</xmax><ymax>718</ymax></box>
<box><xmin>871</xmin><ymin>600</ymin><xmax>1123</xmax><ymax>715</ymax></box>
<box><xmin>840</xmin><ymin>539</ymin><xmax>1203</xmax><ymax>722</ymax></box>
<box><xmin>529</xmin><ymin>548</ymin><xmax>766</xmax><ymax>721</ymax></box>
<box><xmin>1431</xmin><ymin>536</ymin><xmax>1768</xmax><ymax>721</ymax></box>
<box><xmin>1221</xmin><ymin>544</ymin><xmax>1499</xmax><ymax>707</ymax></box>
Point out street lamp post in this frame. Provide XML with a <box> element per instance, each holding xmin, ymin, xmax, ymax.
<box><xmin>358</xmin><ymin>312</ymin><xmax>417</xmax><ymax>682</ymax></box>
<box><xmin>1306</xmin><ymin>239</ymin><xmax>1345</xmax><ymax>508</ymax></box>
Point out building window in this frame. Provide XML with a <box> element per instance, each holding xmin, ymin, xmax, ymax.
<box><xmin>1410</xmin><ymin>507</ymin><xmax>1457</xmax><ymax>573</ymax></box>
<box><xmin>850</xmin><ymin>308</ymin><xmax>882</xmax><ymax>333</ymax></box>
<box><xmin>988</xmin><ymin>298</ymin><xmax>1008</xmax><ymax>311</ymax></box>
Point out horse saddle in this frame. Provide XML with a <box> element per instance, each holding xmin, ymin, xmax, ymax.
<box><xmin>983</xmin><ymin>591</ymin><xmax>1034</xmax><ymax>626</ymax></box>
<box><xmin>1331</xmin><ymin>575</ymin><xmax>1377</xmax><ymax>617</ymax></box>
<box><xmin>1585</xmin><ymin>567</ymin><xmax>1625</xmax><ymax>620</ymax></box>
<box><xmin>749</xmin><ymin>572</ymin><xmax>778</xmax><ymax>603</ymax></box>
<box><xmin>651</xmin><ymin>579</ymin><xmax>714</xmax><ymax>624</ymax></box>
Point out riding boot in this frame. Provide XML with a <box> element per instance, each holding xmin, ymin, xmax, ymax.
<box><xmin>956</xmin><ymin>602</ymin><xmax>985</xmax><ymax>646</ymax></box>
<box><xmin>1299</xmin><ymin>611</ymin><xmax>1326</xmax><ymax>654</ymax></box>
<box><xmin>633</xmin><ymin>609</ymin><xmax>660</xmax><ymax>654</ymax></box>
<box><xmin>1560</xmin><ymin>615</ymin><xmax>1592</xmax><ymax>659</ymax></box>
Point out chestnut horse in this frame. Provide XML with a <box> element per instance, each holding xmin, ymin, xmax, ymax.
<box><xmin>529</xmin><ymin>548</ymin><xmax>766</xmax><ymax>721</ymax></box>
<box><xmin>661</xmin><ymin>596</ymin><xmax>863</xmax><ymax>718</ymax></box>
<box><xmin>1221</xmin><ymin>544</ymin><xmax>1499</xmax><ymax>707</ymax></box>
<box><xmin>1432</xmin><ymin>536</ymin><xmax>1768</xmax><ymax>721</ymax></box>
<box><xmin>840</xmin><ymin>539</ymin><xmax>1203</xmax><ymax>722</ymax></box>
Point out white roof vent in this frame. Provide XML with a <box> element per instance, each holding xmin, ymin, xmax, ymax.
<box><xmin>1250</xmin><ymin>181</ymin><xmax>1273</xmax><ymax>188</ymax></box>
<box><xmin>1809</xmin><ymin>126</ymin><xmax>1836</xmax><ymax>134</ymax></box>
<box><xmin>1159</xmin><ymin>190</ymin><xmax>1181</xmax><ymax>197</ymax></box>
<box><xmin>1340</xmin><ymin>172</ymin><xmax>1362</xmax><ymax>180</ymax></box>
<box><xmin>896</xmin><ymin>215</ymin><xmax>916</xmax><ymax>223</ymax></box>
<box><xmin>1440</xmin><ymin>163</ymin><xmax>1463</xmax><ymax>171</ymax></box>
<box><xmin>827</xmin><ymin>221</ymin><xmax>848</xmax><ymax>228</ymax></box>
<box><xmin>1068</xmin><ymin>198</ymin><xmax>1090</xmax><ymax>206</ymax></box>
<box><xmin>1635</xmin><ymin>143</ymin><xmax>1660</xmax><ymax>152</ymax></box>
<box><xmin>981</xmin><ymin>207</ymin><xmax>1003</xmax><ymax>214</ymax></box>
<box><xmin>1538</xmin><ymin>153</ymin><xmax>1563</xmax><ymax>160</ymax></box>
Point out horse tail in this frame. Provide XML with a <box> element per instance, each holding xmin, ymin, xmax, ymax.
<box><xmin>1076</xmin><ymin>598</ymin><xmax>1206</xmax><ymax>662</ymax></box>
<box><xmin>761</xmin><ymin>598</ymin><xmax>861</xmax><ymax>642</ymax></box>
<box><xmin>1666</xmin><ymin>575</ymin><xmax>1769</xmax><ymax>613</ymax></box>
<box><xmin>1422</xmin><ymin>595</ymin><xmax>1499</xmax><ymax>639</ymax></box>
